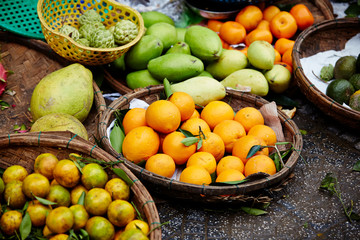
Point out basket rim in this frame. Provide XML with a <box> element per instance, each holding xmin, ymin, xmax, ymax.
<box><xmin>98</xmin><ymin>85</ymin><xmax>303</xmax><ymax>200</ymax></box>
<box><xmin>36</xmin><ymin>0</ymin><xmax>145</xmax><ymax>53</ymax></box>
<box><xmin>0</xmin><ymin>131</ymin><xmax>162</xmax><ymax>239</ymax></box>
<box><xmin>292</xmin><ymin>17</ymin><xmax>360</xmax><ymax>123</ymax></box>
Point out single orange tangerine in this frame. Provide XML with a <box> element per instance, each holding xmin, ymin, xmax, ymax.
<box><xmin>263</xmin><ymin>5</ymin><xmax>281</xmax><ymax>22</ymax></box>
<box><xmin>290</xmin><ymin>4</ymin><xmax>314</xmax><ymax>30</ymax></box>
<box><xmin>244</xmin><ymin>29</ymin><xmax>273</xmax><ymax>46</ymax></box>
<box><xmin>274</xmin><ymin>38</ymin><xmax>295</xmax><ymax>55</ymax></box>
<box><xmin>235</xmin><ymin>5</ymin><xmax>263</xmax><ymax>32</ymax></box>
<box><xmin>219</xmin><ymin>21</ymin><xmax>246</xmax><ymax>45</ymax></box>
<box><xmin>270</xmin><ymin>11</ymin><xmax>298</xmax><ymax>39</ymax></box>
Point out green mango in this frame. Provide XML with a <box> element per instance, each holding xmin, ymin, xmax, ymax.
<box><xmin>206</xmin><ymin>49</ymin><xmax>248</xmax><ymax>80</ymax></box>
<box><xmin>147</xmin><ymin>53</ymin><xmax>204</xmax><ymax>83</ymax></box>
<box><xmin>247</xmin><ymin>40</ymin><xmax>275</xmax><ymax>70</ymax></box>
<box><xmin>30</xmin><ymin>63</ymin><xmax>94</xmax><ymax>122</ymax></box>
<box><xmin>126</xmin><ymin>70</ymin><xmax>162</xmax><ymax>89</ymax></box>
<box><xmin>165</xmin><ymin>42</ymin><xmax>191</xmax><ymax>55</ymax></box>
<box><xmin>221</xmin><ymin>69</ymin><xmax>269</xmax><ymax>97</ymax></box>
<box><xmin>175</xmin><ymin>27</ymin><xmax>187</xmax><ymax>42</ymax></box>
<box><xmin>141</xmin><ymin>11</ymin><xmax>174</xmax><ymax>28</ymax></box>
<box><xmin>108</xmin><ymin>54</ymin><xmax>126</xmax><ymax>73</ymax></box>
<box><xmin>145</xmin><ymin>22</ymin><xmax>177</xmax><ymax>51</ymax></box>
<box><xmin>171</xmin><ymin>76</ymin><xmax>226</xmax><ymax>106</ymax></box>
<box><xmin>125</xmin><ymin>35</ymin><xmax>163</xmax><ymax>70</ymax></box>
<box><xmin>197</xmin><ymin>70</ymin><xmax>213</xmax><ymax>78</ymax></box>
<box><xmin>184</xmin><ymin>25</ymin><xmax>222</xmax><ymax>62</ymax></box>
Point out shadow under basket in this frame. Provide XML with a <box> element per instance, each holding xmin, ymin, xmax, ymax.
<box><xmin>293</xmin><ymin>18</ymin><xmax>360</xmax><ymax>129</ymax></box>
<box><xmin>98</xmin><ymin>86</ymin><xmax>303</xmax><ymax>203</ymax></box>
<box><xmin>0</xmin><ymin>131</ymin><xmax>162</xmax><ymax>240</ymax></box>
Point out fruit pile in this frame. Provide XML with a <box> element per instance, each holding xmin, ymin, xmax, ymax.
<box><xmin>59</xmin><ymin>9</ymin><xmax>139</xmax><ymax>48</ymax></box>
<box><xmin>29</xmin><ymin>64</ymin><xmax>94</xmax><ymax>140</ymax></box>
<box><xmin>323</xmin><ymin>54</ymin><xmax>360</xmax><ymax>111</ymax></box>
<box><xmin>208</xmin><ymin>3</ymin><xmax>314</xmax><ymax>72</ymax></box>
<box><xmin>108</xmin><ymin>4</ymin><xmax>314</xmax><ymax>97</ymax></box>
<box><xmin>0</xmin><ymin>153</ymin><xmax>150</xmax><ymax>240</ymax></box>
<box><xmin>115</xmin><ymin>91</ymin><xmax>280</xmax><ymax>186</ymax></box>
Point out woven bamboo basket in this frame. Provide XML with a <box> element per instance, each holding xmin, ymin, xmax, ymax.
<box><xmin>103</xmin><ymin>0</ymin><xmax>334</xmax><ymax>95</ymax></box>
<box><xmin>37</xmin><ymin>0</ymin><xmax>145</xmax><ymax>66</ymax></box>
<box><xmin>0</xmin><ymin>31</ymin><xmax>106</xmax><ymax>143</ymax></box>
<box><xmin>293</xmin><ymin>18</ymin><xmax>360</xmax><ymax>129</ymax></box>
<box><xmin>0</xmin><ymin>131</ymin><xmax>161</xmax><ymax>239</ymax></box>
<box><xmin>98</xmin><ymin>85</ymin><xmax>303</xmax><ymax>203</ymax></box>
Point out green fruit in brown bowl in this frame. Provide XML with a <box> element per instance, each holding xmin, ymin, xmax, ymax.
<box><xmin>326</xmin><ymin>79</ymin><xmax>355</xmax><ymax>105</ymax></box>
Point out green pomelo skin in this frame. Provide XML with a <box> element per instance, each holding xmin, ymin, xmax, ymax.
<box><xmin>206</xmin><ymin>49</ymin><xmax>248</xmax><ymax>80</ymax></box>
<box><xmin>125</xmin><ymin>35</ymin><xmax>163</xmax><ymax>70</ymax></box>
<box><xmin>147</xmin><ymin>53</ymin><xmax>204</xmax><ymax>83</ymax></box>
<box><xmin>348</xmin><ymin>73</ymin><xmax>360</xmax><ymax>91</ymax></box>
<box><xmin>145</xmin><ymin>22</ymin><xmax>177</xmax><ymax>51</ymax></box>
<box><xmin>334</xmin><ymin>56</ymin><xmax>357</xmax><ymax>80</ymax></box>
<box><xmin>141</xmin><ymin>11</ymin><xmax>174</xmax><ymax>28</ymax></box>
<box><xmin>30</xmin><ymin>113</ymin><xmax>88</xmax><ymax>140</ymax></box>
<box><xmin>166</xmin><ymin>42</ymin><xmax>191</xmax><ymax>55</ymax></box>
<box><xmin>184</xmin><ymin>25</ymin><xmax>222</xmax><ymax>62</ymax></box>
<box><xmin>326</xmin><ymin>79</ymin><xmax>355</xmax><ymax>105</ymax></box>
<box><xmin>30</xmin><ymin>63</ymin><xmax>94</xmax><ymax>122</ymax></box>
<box><xmin>171</xmin><ymin>76</ymin><xmax>226</xmax><ymax>106</ymax></box>
<box><xmin>221</xmin><ymin>69</ymin><xmax>269</xmax><ymax>96</ymax></box>
<box><xmin>247</xmin><ymin>40</ymin><xmax>275</xmax><ymax>70</ymax></box>
<box><xmin>349</xmin><ymin>91</ymin><xmax>360</xmax><ymax>111</ymax></box>
<box><xmin>126</xmin><ymin>70</ymin><xmax>162</xmax><ymax>89</ymax></box>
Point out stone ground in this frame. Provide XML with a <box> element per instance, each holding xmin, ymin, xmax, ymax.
<box><xmin>153</xmin><ymin>90</ymin><xmax>360</xmax><ymax>239</ymax></box>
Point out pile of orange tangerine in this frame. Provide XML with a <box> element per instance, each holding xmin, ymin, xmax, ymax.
<box><xmin>207</xmin><ymin>3</ymin><xmax>315</xmax><ymax>74</ymax></box>
<box><xmin>121</xmin><ymin>91</ymin><xmax>278</xmax><ymax>186</ymax></box>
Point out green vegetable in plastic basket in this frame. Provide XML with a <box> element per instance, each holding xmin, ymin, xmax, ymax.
<box><xmin>78</xmin><ymin>9</ymin><xmax>102</xmax><ymax>26</ymax></box>
<box><xmin>90</xmin><ymin>29</ymin><xmax>115</xmax><ymax>48</ymax></box>
<box><xmin>59</xmin><ymin>24</ymin><xmax>80</xmax><ymax>41</ymax></box>
<box><xmin>113</xmin><ymin>20</ymin><xmax>139</xmax><ymax>45</ymax></box>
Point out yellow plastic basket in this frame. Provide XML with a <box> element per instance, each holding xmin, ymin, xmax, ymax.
<box><xmin>37</xmin><ymin>0</ymin><xmax>144</xmax><ymax>66</ymax></box>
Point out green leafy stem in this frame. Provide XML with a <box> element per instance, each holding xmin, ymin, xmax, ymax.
<box><xmin>319</xmin><ymin>173</ymin><xmax>360</xmax><ymax>222</ymax></box>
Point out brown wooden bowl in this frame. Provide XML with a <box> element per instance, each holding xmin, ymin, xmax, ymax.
<box><xmin>98</xmin><ymin>86</ymin><xmax>303</xmax><ymax>203</ymax></box>
<box><xmin>0</xmin><ymin>131</ymin><xmax>161</xmax><ymax>239</ymax></box>
<box><xmin>293</xmin><ymin>18</ymin><xmax>360</xmax><ymax>129</ymax></box>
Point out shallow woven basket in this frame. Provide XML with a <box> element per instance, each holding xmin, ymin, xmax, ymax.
<box><xmin>0</xmin><ymin>131</ymin><xmax>161</xmax><ymax>239</ymax></box>
<box><xmin>103</xmin><ymin>0</ymin><xmax>334</xmax><ymax>95</ymax></box>
<box><xmin>0</xmin><ymin>31</ymin><xmax>106</xmax><ymax>143</ymax></box>
<box><xmin>293</xmin><ymin>18</ymin><xmax>360</xmax><ymax>129</ymax></box>
<box><xmin>98</xmin><ymin>86</ymin><xmax>303</xmax><ymax>203</ymax></box>
<box><xmin>37</xmin><ymin>0</ymin><xmax>145</xmax><ymax>66</ymax></box>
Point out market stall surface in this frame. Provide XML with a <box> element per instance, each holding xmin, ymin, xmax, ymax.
<box><xmin>154</xmin><ymin>90</ymin><xmax>360</xmax><ymax>239</ymax></box>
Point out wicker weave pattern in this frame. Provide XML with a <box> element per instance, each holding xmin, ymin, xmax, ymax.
<box><xmin>37</xmin><ymin>0</ymin><xmax>145</xmax><ymax>66</ymax></box>
<box><xmin>0</xmin><ymin>132</ymin><xmax>161</xmax><ymax>240</ymax></box>
<box><xmin>293</xmin><ymin>18</ymin><xmax>360</xmax><ymax>129</ymax></box>
<box><xmin>98</xmin><ymin>86</ymin><xmax>303</xmax><ymax>203</ymax></box>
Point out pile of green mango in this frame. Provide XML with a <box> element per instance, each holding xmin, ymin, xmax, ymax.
<box><xmin>108</xmin><ymin>11</ymin><xmax>288</xmax><ymax>105</ymax></box>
